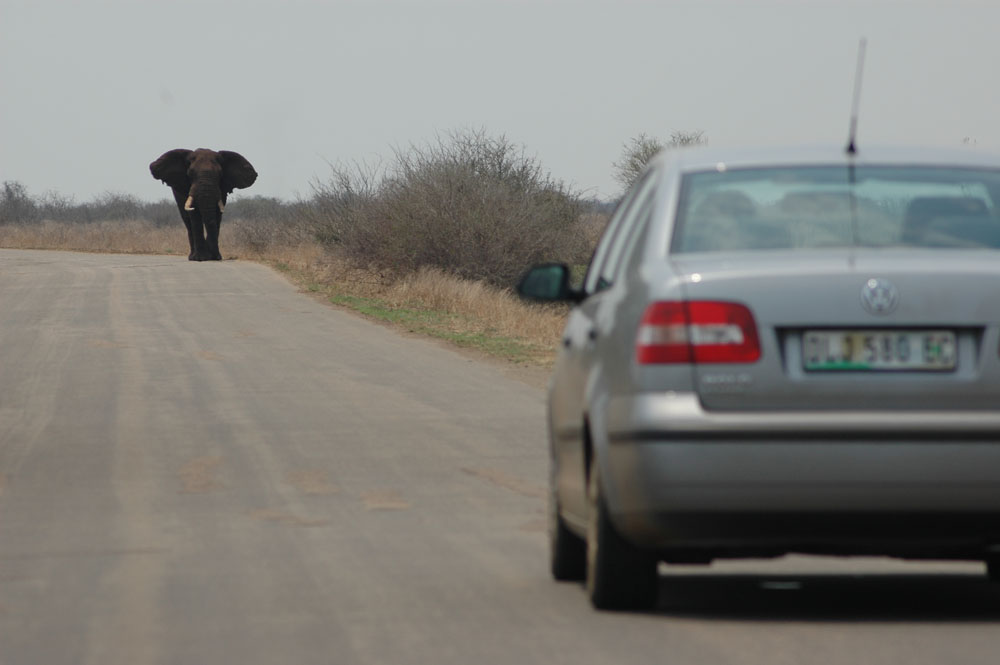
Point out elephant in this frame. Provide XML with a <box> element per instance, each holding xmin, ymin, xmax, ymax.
<box><xmin>149</xmin><ymin>148</ymin><xmax>257</xmax><ymax>261</ymax></box>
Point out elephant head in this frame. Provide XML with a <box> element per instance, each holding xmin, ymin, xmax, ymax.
<box><xmin>150</xmin><ymin>148</ymin><xmax>257</xmax><ymax>261</ymax></box>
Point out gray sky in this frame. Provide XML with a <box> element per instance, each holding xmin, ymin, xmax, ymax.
<box><xmin>2</xmin><ymin>0</ymin><xmax>998</xmax><ymax>203</ymax></box>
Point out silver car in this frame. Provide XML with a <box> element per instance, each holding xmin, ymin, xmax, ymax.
<box><xmin>518</xmin><ymin>145</ymin><xmax>1000</xmax><ymax>610</ymax></box>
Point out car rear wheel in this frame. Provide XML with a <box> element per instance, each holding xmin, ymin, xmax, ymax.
<box><xmin>986</xmin><ymin>555</ymin><xmax>1000</xmax><ymax>582</ymax></box>
<box><xmin>549</xmin><ymin>475</ymin><xmax>586</xmax><ymax>581</ymax></box>
<box><xmin>585</xmin><ymin>457</ymin><xmax>659</xmax><ymax>610</ymax></box>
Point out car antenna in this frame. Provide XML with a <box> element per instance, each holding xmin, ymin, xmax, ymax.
<box><xmin>846</xmin><ymin>37</ymin><xmax>868</xmax><ymax>155</ymax></box>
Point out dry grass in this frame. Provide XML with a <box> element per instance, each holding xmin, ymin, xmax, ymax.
<box><xmin>0</xmin><ymin>220</ymin><xmax>568</xmax><ymax>366</ymax></box>
<box><xmin>0</xmin><ymin>219</ymin><xmax>189</xmax><ymax>255</ymax></box>
<box><xmin>389</xmin><ymin>267</ymin><xmax>568</xmax><ymax>341</ymax></box>
<box><xmin>250</xmin><ymin>244</ymin><xmax>568</xmax><ymax>365</ymax></box>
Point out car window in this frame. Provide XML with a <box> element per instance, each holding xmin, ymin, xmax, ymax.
<box><xmin>672</xmin><ymin>166</ymin><xmax>1000</xmax><ymax>253</ymax></box>
<box><xmin>615</xmin><ymin>194</ymin><xmax>656</xmax><ymax>280</ymax></box>
<box><xmin>584</xmin><ymin>172</ymin><xmax>656</xmax><ymax>293</ymax></box>
<box><xmin>599</xmin><ymin>192</ymin><xmax>655</xmax><ymax>287</ymax></box>
<box><xmin>582</xmin><ymin>176</ymin><xmax>647</xmax><ymax>294</ymax></box>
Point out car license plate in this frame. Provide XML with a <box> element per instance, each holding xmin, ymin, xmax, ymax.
<box><xmin>803</xmin><ymin>330</ymin><xmax>957</xmax><ymax>371</ymax></box>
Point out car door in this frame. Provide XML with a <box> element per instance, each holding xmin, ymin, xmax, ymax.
<box><xmin>551</xmin><ymin>172</ymin><xmax>658</xmax><ymax>521</ymax></box>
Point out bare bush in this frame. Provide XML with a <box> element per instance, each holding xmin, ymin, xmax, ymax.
<box><xmin>305</xmin><ymin>159</ymin><xmax>386</xmax><ymax>250</ymax></box>
<box><xmin>35</xmin><ymin>190</ymin><xmax>77</xmax><ymax>222</ymax></box>
<box><xmin>88</xmin><ymin>192</ymin><xmax>144</xmax><ymax>222</ymax></box>
<box><xmin>226</xmin><ymin>196</ymin><xmax>312</xmax><ymax>254</ymax></box>
<box><xmin>0</xmin><ymin>181</ymin><xmax>179</xmax><ymax>227</ymax></box>
<box><xmin>612</xmin><ymin>130</ymin><xmax>707</xmax><ymax>192</ymax></box>
<box><xmin>0</xmin><ymin>181</ymin><xmax>39</xmax><ymax>224</ymax></box>
<box><xmin>309</xmin><ymin>129</ymin><xmax>590</xmax><ymax>287</ymax></box>
<box><xmin>138</xmin><ymin>200</ymin><xmax>181</xmax><ymax>227</ymax></box>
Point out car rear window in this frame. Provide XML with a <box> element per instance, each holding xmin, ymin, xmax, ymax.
<box><xmin>671</xmin><ymin>166</ymin><xmax>1000</xmax><ymax>253</ymax></box>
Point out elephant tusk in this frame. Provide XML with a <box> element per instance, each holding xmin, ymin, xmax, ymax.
<box><xmin>184</xmin><ymin>196</ymin><xmax>194</xmax><ymax>211</ymax></box>
<box><xmin>218</xmin><ymin>201</ymin><xmax>225</xmax><ymax>213</ymax></box>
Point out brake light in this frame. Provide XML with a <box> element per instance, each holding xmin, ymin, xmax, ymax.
<box><xmin>636</xmin><ymin>301</ymin><xmax>761</xmax><ymax>364</ymax></box>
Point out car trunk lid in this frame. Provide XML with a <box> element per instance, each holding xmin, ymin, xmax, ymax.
<box><xmin>667</xmin><ymin>249</ymin><xmax>1000</xmax><ymax>411</ymax></box>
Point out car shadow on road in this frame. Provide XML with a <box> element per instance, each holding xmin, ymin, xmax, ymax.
<box><xmin>653</xmin><ymin>573</ymin><xmax>1000</xmax><ymax>621</ymax></box>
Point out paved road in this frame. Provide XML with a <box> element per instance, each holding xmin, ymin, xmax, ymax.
<box><xmin>1</xmin><ymin>249</ymin><xmax>999</xmax><ymax>665</ymax></box>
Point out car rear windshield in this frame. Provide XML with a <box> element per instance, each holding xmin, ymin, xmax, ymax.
<box><xmin>671</xmin><ymin>165</ymin><xmax>1000</xmax><ymax>253</ymax></box>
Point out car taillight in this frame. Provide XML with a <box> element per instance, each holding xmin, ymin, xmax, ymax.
<box><xmin>636</xmin><ymin>301</ymin><xmax>761</xmax><ymax>364</ymax></box>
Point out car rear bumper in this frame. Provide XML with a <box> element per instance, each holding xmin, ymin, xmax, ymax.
<box><xmin>601</xmin><ymin>393</ymin><xmax>1000</xmax><ymax>556</ymax></box>
<box><xmin>606</xmin><ymin>392</ymin><xmax>1000</xmax><ymax>438</ymax></box>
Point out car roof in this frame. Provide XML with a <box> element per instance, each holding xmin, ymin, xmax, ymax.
<box><xmin>651</xmin><ymin>144</ymin><xmax>1000</xmax><ymax>173</ymax></box>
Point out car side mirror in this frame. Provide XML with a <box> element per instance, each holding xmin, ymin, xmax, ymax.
<box><xmin>516</xmin><ymin>263</ymin><xmax>583</xmax><ymax>303</ymax></box>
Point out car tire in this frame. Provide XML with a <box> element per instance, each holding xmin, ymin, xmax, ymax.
<box><xmin>549</xmin><ymin>473</ymin><xmax>586</xmax><ymax>581</ymax></box>
<box><xmin>986</xmin><ymin>555</ymin><xmax>1000</xmax><ymax>582</ymax></box>
<box><xmin>585</xmin><ymin>457</ymin><xmax>659</xmax><ymax>611</ymax></box>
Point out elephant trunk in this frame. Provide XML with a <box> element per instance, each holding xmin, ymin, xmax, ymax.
<box><xmin>187</xmin><ymin>179</ymin><xmax>224</xmax><ymax>218</ymax></box>
<box><xmin>194</xmin><ymin>187</ymin><xmax>224</xmax><ymax>261</ymax></box>
<box><xmin>196</xmin><ymin>193</ymin><xmax>221</xmax><ymax>224</ymax></box>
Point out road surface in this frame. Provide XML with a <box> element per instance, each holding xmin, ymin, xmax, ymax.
<box><xmin>1</xmin><ymin>249</ymin><xmax>999</xmax><ymax>664</ymax></box>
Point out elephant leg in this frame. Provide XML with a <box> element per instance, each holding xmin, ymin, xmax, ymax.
<box><xmin>182</xmin><ymin>216</ymin><xmax>198</xmax><ymax>260</ymax></box>
<box><xmin>189</xmin><ymin>214</ymin><xmax>211</xmax><ymax>261</ymax></box>
<box><xmin>172</xmin><ymin>190</ymin><xmax>199</xmax><ymax>260</ymax></box>
<box><xmin>205</xmin><ymin>220</ymin><xmax>222</xmax><ymax>261</ymax></box>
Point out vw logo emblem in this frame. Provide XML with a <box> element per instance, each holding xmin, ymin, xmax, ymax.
<box><xmin>860</xmin><ymin>278</ymin><xmax>899</xmax><ymax>315</ymax></box>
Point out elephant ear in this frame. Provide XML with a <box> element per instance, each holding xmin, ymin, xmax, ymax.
<box><xmin>149</xmin><ymin>149</ymin><xmax>192</xmax><ymax>189</ymax></box>
<box><xmin>219</xmin><ymin>151</ymin><xmax>258</xmax><ymax>194</ymax></box>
